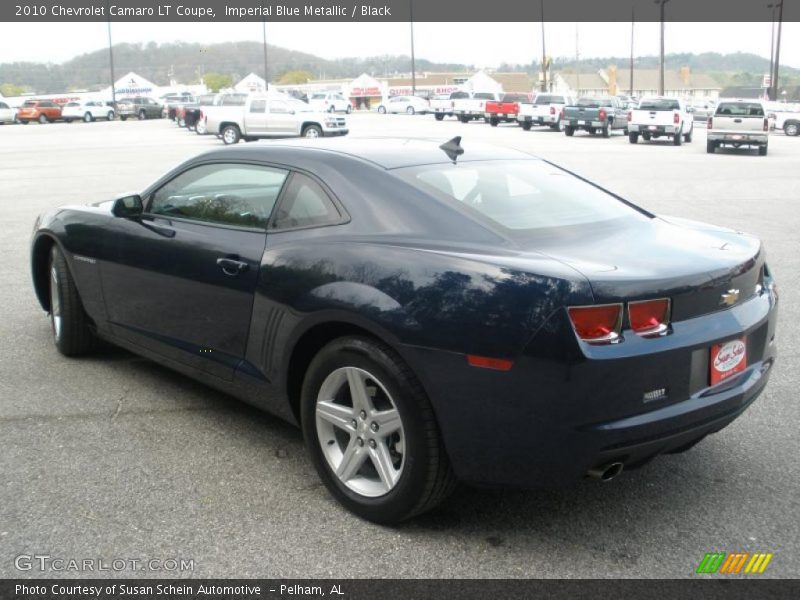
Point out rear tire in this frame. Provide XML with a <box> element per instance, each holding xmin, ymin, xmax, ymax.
<box><xmin>784</xmin><ymin>121</ymin><xmax>798</xmax><ymax>136</ymax></box>
<box><xmin>759</xmin><ymin>145</ymin><xmax>768</xmax><ymax>156</ymax></box>
<box><xmin>489</xmin><ymin>117</ymin><xmax>499</xmax><ymax>127</ymax></box>
<box><xmin>564</xmin><ymin>126</ymin><xmax>575</xmax><ymax>137</ymax></box>
<box><xmin>106</xmin><ymin>111</ymin><xmax>114</xmax><ymax>121</ymax></box>
<box><xmin>301</xmin><ymin>336</ymin><xmax>456</xmax><ymax>524</ymax></box>
<box><xmin>406</xmin><ymin>106</ymin><xmax>415</xmax><ymax>115</ymax></box>
<box><xmin>628</xmin><ymin>132</ymin><xmax>639</xmax><ymax>144</ymax></box>
<box><xmin>378</xmin><ymin>106</ymin><xmax>386</xmax><ymax>114</ymax></box>
<box><xmin>434</xmin><ymin>113</ymin><xmax>444</xmax><ymax>121</ymax></box>
<box><xmin>138</xmin><ymin>109</ymin><xmax>146</xmax><ymax>120</ymax></box>
<box><xmin>706</xmin><ymin>140</ymin><xmax>716</xmax><ymax>154</ymax></box>
<box><xmin>120</xmin><ymin>115</ymin><xmax>128</xmax><ymax>121</ymax></box>
<box><xmin>221</xmin><ymin>124</ymin><xmax>241</xmax><ymax>145</ymax></box>
<box><xmin>38</xmin><ymin>114</ymin><xmax>48</xmax><ymax>124</ymax></box>
<box><xmin>48</xmin><ymin>245</ymin><xmax>96</xmax><ymax>356</ymax></box>
<box><xmin>602</xmin><ymin>123</ymin><xmax>611</xmax><ymax>138</ymax></box>
<box><xmin>673</xmin><ymin>127</ymin><xmax>683</xmax><ymax>146</ymax></box>
<box><xmin>84</xmin><ymin>112</ymin><xmax>93</xmax><ymax>123</ymax></box>
<box><xmin>684</xmin><ymin>127</ymin><xmax>693</xmax><ymax>143</ymax></box>
<box><xmin>521</xmin><ymin>121</ymin><xmax>532</xmax><ymax>131</ymax></box>
<box><xmin>459</xmin><ymin>115</ymin><xmax>469</xmax><ymax>123</ymax></box>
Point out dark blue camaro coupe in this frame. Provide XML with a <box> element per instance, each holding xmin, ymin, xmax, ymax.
<box><xmin>31</xmin><ymin>138</ymin><xmax>778</xmax><ymax>523</ymax></box>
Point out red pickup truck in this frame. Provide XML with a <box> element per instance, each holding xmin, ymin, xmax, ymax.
<box><xmin>484</xmin><ymin>93</ymin><xmax>532</xmax><ymax>126</ymax></box>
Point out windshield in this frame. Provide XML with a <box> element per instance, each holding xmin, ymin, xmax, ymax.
<box><xmin>397</xmin><ymin>160</ymin><xmax>645</xmax><ymax>232</ymax></box>
<box><xmin>534</xmin><ymin>95</ymin><xmax>564</xmax><ymax>104</ymax></box>
<box><xmin>639</xmin><ymin>98</ymin><xmax>680</xmax><ymax>111</ymax></box>
<box><xmin>716</xmin><ymin>102</ymin><xmax>765</xmax><ymax>117</ymax></box>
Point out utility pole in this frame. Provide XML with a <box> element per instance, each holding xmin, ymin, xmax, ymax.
<box><xmin>630</xmin><ymin>4</ymin><xmax>635</xmax><ymax>96</ymax></box>
<box><xmin>772</xmin><ymin>0</ymin><xmax>784</xmax><ymax>102</ymax></box>
<box><xmin>656</xmin><ymin>0</ymin><xmax>669</xmax><ymax>96</ymax></box>
<box><xmin>768</xmin><ymin>3</ymin><xmax>777</xmax><ymax>99</ymax></box>
<box><xmin>410</xmin><ymin>0</ymin><xmax>416</xmax><ymax>95</ymax></box>
<box><xmin>262</xmin><ymin>18</ymin><xmax>269</xmax><ymax>91</ymax></box>
<box><xmin>106</xmin><ymin>0</ymin><xmax>115</xmax><ymax>103</ymax></box>
<box><xmin>540</xmin><ymin>0</ymin><xmax>547</xmax><ymax>92</ymax></box>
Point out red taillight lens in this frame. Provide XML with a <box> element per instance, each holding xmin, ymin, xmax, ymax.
<box><xmin>628</xmin><ymin>299</ymin><xmax>671</xmax><ymax>336</ymax></box>
<box><xmin>708</xmin><ymin>116</ymin><xmax>713</xmax><ymax>129</ymax></box>
<box><xmin>673</xmin><ymin>111</ymin><xmax>680</xmax><ymax>124</ymax></box>
<box><xmin>599</xmin><ymin>108</ymin><xmax>607</xmax><ymax>121</ymax></box>
<box><xmin>568</xmin><ymin>304</ymin><xmax>622</xmax><ymax>343</ymax></box>
<box><xmin>550</xmin><ymin>106</ymin><xmax>555</xmax><ymax>115</ymax></box>
<box><xmin>466</xmin><ymin>355</ymin><xmax>513</xmax><ymax>371</ymax></box>
<box><xmin>627</xmin><ymin>111</ymin><xmax>632</xmax><ymax>122</ymax></box>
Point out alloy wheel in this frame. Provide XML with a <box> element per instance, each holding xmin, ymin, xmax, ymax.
<box><xmin>50</xmin><ymin>266</ymin><xmax>61</xmax><ymax>340</ymax></box>
<box><xmin>315</xmin><ymin>366</ymin><xmax>405</xmax><ymax>497</ymax></box>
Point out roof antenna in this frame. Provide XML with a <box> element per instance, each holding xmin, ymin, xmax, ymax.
<box><xmin>439</xmin><ymin>136</ymin><xmax>464</xmax><ymax>163</ymax></box>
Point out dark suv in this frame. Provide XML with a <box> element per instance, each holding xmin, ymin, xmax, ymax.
<box><xmin>116</xmin><ymin>97</ymin><xmax>163</xmax><ymax>121</ymax></box>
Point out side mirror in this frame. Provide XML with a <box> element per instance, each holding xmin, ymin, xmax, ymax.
<box><xmin>112</xmin><ymin>194</ymin><xmax>143</xmax><ymax>218</ymax></box>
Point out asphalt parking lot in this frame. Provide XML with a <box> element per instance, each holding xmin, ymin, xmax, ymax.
<box><xmin>1</xmin><ymin>114</ymin><xmax>799</xmax><ymax>578</ymax></box>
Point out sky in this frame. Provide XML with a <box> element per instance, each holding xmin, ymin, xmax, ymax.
<box><xmin>0</xmin><ymin>22</ymin><xmax>798</xmax><ymax>69</ymax></box>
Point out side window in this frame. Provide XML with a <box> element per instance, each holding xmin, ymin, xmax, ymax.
<box><xmin>250</xmin><ymin>99</ymin><xmax>266</xmax><ymax>113</ymax></box>
<box><xmin>0</xmin><ymin>102</ymin><xmax>7</xmax><ymax>109</ymax></box>
<box><xmin>272</xmin><ymin>173</ymin><xmax>342</xmax><ymax>230</ymax></box>
<box><xmin>269</xmin><ymin>100</ymin><xmax>289</xmax><ymax>114</ymax></box>
<box><xmin>149</xmin><ymin>163</ymin><xmax>289</xmax><ymax>229</ymax></box>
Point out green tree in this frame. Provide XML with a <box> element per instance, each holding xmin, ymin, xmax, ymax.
<box><xmin>203</xmin><ymin>72</ymin><xmax>233</xmax><ymax>92</ymax></box>
<box><xmin>0</xmin><ymin>83</ymin><xmax>27</xmax><ymax>96</ymax></box>
<box><xmin>276</xmin><ymin>70</ymin><xmax>314</xmax><ymax>85</ymax></box>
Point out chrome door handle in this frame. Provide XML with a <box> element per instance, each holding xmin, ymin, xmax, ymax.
<box><xmin>216</xmin><ymin>258</ymin><xmax>248</xmax><ymax>276</ymax></box>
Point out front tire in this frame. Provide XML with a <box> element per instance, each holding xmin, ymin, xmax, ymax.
<box><xmin>84</xmin><ymin>112</ymin><xmax>93</xmax><ymax>123</ymax></box>
<box><xmin>346</xmin><ymin>105</ymin><xmax>352</xmax><ymax>114</ymax></box>
<box><xmin>120</xmin><ymin>115</ymin><xmax>128</xmax><ymax>121</ymax></box>
<box><xmin>221</xmin><ymin>124</ymin><xmax>241</xmax><ymax>145</ymax></box>
<box><xmin>48</xmin><ymin>246</ymin><xmax>96</xmax><ymax>356</ymax></box>
<box><xmin>784</xmin><ymin>121</ymin><xmax>799</xmax><ymax>136</ymax></box>
<box><xmin>302</xmin><ymin>124</ymin><xmax>322</xmax><ymax>138</ymax></box>
<box><xmin>106</xmin><ymin>111</ymin><xmax>114</xmax><ymax>121</ymax></box>
<box><xmin>301</xmin><ymin>336</ymin><xmax>455</xmax><ymax>524</ymax></box>
<box><xmin>38</xmin><ymin>114</ymin><xmax>48</xmax><ymax>124</ymax></box>
<box><xmin>138</xmin><ymin>109</ymin><xmax>146</xmax><ymax>120</ymax></box>
<box><xmin>378</xmin><ymin>106</ymin><xmax>386</xmax><ymax>114</ymax></box>
<box><xmin>406</xmin><ymin>106</ymin><xmax>415</xmax><ymax>115</ymax></box>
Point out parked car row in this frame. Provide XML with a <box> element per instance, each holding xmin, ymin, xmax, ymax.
<box><xmin>0</xmin><ymin>96</ymin><xmax>164</xmax><ymax>124</ymax></box>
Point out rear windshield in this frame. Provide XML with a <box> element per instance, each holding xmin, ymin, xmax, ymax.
<box><xmin>474</xmin><ymin>93</ymin><xmax>495</xmax><ymax>100</ymax></box>
<box><xmin>576</xmin><ymin>97</ymin><xmax>605</xmax><ymax>108</ymax></box>
<box><xmin>397</xmin><ymin>160</ymin><xmax>644</xmax><ymax>232</ymax></box>
<box><xmin>450</xmin><ymin>91</ymin><xmax>470</xmax><ymax>99</ymax></box>
<box><xmin>502</xmin><ymin>94</ymin><xmax>529</xmax><ymax>103</ymax></box>
<box><xmin>716</xmin><ymin>102</ymin><xmax>764</xmax><ymax>117</ymax></box>
<box><xmin>639</xmin><ymin>99</ymin><xmax>680</xmax><ymax>111</ymax></box>
<box><xmin>65</xmin><ymin>102</ymin><xmax>80</xmax><ymax>107</ymax></box>
<box><xmin>23</xmin><ymin>100</ymin><xmax>38</xmax><ymax>106</ymax></box>
<box><xmin>534</xmin><ymin>95</ymin><xmax>564</xmax><ymax>104</ymax></box>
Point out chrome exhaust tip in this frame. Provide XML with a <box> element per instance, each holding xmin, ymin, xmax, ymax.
<box><xmin>587</xmin><ymin>462</ymin><xmax>624</xmax><ymax>482</ymax></box>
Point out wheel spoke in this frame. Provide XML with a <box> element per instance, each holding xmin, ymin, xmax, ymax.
<box><xmin>372</xmin><ymin>408</ymin><xmax>402</xmax><ymax>436</ymax></box>
<box><xmin>346</xmin><ymin>368</ymin><xmax>373</xmax><ymax>413</ymax></box>
<box><xmin>316</xmin><ymin>400</ymin><xmax>355</xmax><ymax>431</ymax></box>
<box><xmin>369</xmin><ymin>443</ymin><xmax>399</xmax><ymax>493</ymax></box>
<box><xmin>336</xmin><ymin>440</ymin><xmax>368</xmax><ymax>481</ymax></box>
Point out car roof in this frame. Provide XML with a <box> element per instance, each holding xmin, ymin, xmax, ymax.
<box><xmin>199</xmin><ymin>138</ymin><xmax>537</xmax><ymax>170</ymax></box>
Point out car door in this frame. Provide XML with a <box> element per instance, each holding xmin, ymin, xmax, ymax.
<box><xmin>266</xmin><ymin>99</ymin><xmax>297</xmax><ymax>135</ymax></box>
<box><xmin>101</xmin><ymin>161</ymin><xmax>290</xmax><ymax>380</ymax></box>
<box><xmin>246</xmin><ymin>99</ymin><xmax>269</xmax><ymax>135</ymax></box>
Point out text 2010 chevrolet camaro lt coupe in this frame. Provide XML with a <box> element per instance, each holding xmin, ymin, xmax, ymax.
<box><xmin>31</xmin><ymin>138</ymin><xmax>778</xmax><ymax>523</ymax></box>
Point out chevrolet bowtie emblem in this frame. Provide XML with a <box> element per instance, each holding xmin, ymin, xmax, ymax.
<box><xmin>720</xmin><ymin>289</ymin><xmax>740</xmax><ymax>306</ymax></box>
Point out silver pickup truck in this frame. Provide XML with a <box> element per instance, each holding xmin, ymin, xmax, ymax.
<box><xmin>205</xmin><ymin>94</ymin><xmax>349</xmax><ymax>144</ymax></box>
<box><xmin>707</xmin><ymin>100</ymin><xmax>769</xmax><ymax>155</ymax></box>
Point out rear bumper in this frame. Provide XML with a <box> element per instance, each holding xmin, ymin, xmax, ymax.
<box><xmin>519</xmin><ymin>114</ymin><xmax>559</xmax><ymax>125</ymax></box>
<box><xmin>709</xmin><ymin>132</ymin><xmax>768</xmax><ymax>145</ymax></box>
<box><xmin>566</xmin><ymin>119</ymin><xmax>605</xmax><ymax>129</ymax></box>
<box><xmin>629</xmin><ymin>124</ymin><xmax>678</xmax><ymax>135</ymax></box>
<box><xmin>402</xmin><ymin>290</ymin><xmax>778</xmax><ymax>488</ymax></box>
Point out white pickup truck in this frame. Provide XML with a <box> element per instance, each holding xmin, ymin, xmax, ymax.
<box><xmin>452</xmin><ymin>91</ymin><xmax>501</xmax><ymax>123</ymax></box>
<box><xmin>707</xmin><ymin>99</ymin><xmax>769</xmax><ymax>155</ymax></box>
<box><xmin>204</xmin><ymin>94</ymin><xmax>349</xmax><ymax>144</ymax></box>
<box><xmin>627</xmin><ymin>97</ymin><xmax>694</xmax><ymax>146</ymax></box>
<box><xmin>430</xmin><ymin>94</ymin><xmax>455</xmax><ymax>121</ymax></box>
<box><xmin>517</xmin><ymin>93</ymin><xmax>575</xmax><ymax>131</ymax></box>
<box><xmin>766</xmin><ymin>102</ymin><xmax>800</xmax><ymax>137</ymax></box>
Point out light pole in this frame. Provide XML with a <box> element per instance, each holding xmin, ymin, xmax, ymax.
<box><xmin>655</xmin><ymin>0</ymin><xmax>669</xmax><ymax>96</ymax></box>
<box><xmin>768</xmin><ymin>3</ymin><xmax>777</xmax><ymax>99</ymax></box>
<box><xmin>772</xmin><ymin>0</ymin><xmax>784</xmax><ymax>102</ymax></box>
<box><xmin>540</xmin><ymin>0</ymin><xmax>547</xmax><ymax>92</ymax></box>
<box><xmin>410</xmin><ymin>0</ymin><xmax>416</xmax><ymax>95</ymax></box>
<box><xmin>630</xmin><ymin>3</ymin><xmax>635</xmax><ymax>96</ymax></box>
<box><xmin>106</xmin><ymin>0</ymin><xmax>115</xmax><ymax>104</ymax></box>
<box><xmin>262</xmin><ymin>18</ymin><xmax>269</xmax><ymax>90</ymax></box>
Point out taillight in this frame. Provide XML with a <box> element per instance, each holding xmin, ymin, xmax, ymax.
<box><xmin>673</xmin><ymin>111</ymin><xmax>680</xmax><ymax>125</ymax></box>
<box><xmin>708</xmin><ymin>116</ymin><xmax>713</xmax><ymax>129</ymax></box>
<box><xmin>763</xmin><ymin>118</ymin><xmax>769</xmax><ymax>132</ymax></box>
<box><xmin>549</xmin><ymin>106</ymin><xmax>555</xmax><ymax>115</ymax></box>
<box><xmin>599</xmin><ymin>108</ymin><xmax>607</xmax><ymax>121</ymax></box>
<box><xmin>567</xmin><ymin>304</ymin><xmax>622</xmax><ymax>344</ymax></box>
<box><xmin>627</xmin><ymin>111</ymin><xmax>632</xmax><ymax>122</ymax></box>
<box><xmin>560</xmin><ymin>107</ymin><xmax>565</xmax><ymax>119</ymax></box>
<box><xmin>628</xmin><ymin>299</ymin><xmax>671</xmax><ymax>336</ymax></box>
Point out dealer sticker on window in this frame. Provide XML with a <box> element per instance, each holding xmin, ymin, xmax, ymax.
<box><xmin>710</xmin><ymin>338</ymin><xmax>747</xmax><ymax>385</ymax></box>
